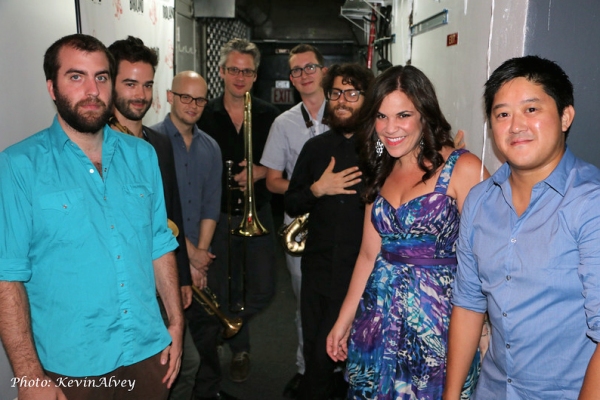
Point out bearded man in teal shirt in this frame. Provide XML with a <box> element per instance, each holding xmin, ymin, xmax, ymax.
<box><xmin>0</xmin><ymin>34</ymin><xmax>184</xmax><ymax>400</ymax></box>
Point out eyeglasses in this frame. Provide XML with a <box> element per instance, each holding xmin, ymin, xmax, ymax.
<box><xmin>289</xmin><ymin>63</ymin><xmax>323</xmax><ymax>78</ymax></box>
<box><xmin>223</xmin><ymin>66</ymin><xmax>256</xmax><ymax>77</ymax></box>
<box><xmin>327</xmin><ymin>89</ymin><xmax>364</xmax><ymax>102</ymax></box>
<box><xmin>171</xmin><ymin>91</ymin><xmax>208</xmax><ymax>107</ymax></box>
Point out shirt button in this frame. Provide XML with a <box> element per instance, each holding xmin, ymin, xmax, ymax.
<box><xmin>340</xmin><ymin>199</ymin><xmax>345</xmax><ymax>204</ymax></box>
<box><xmin>510</xmin><ymin>238</ymin><xmax>516</xmax><ymax>243</ymax></box>
<box><xmin>110</xmin><ymin>225</ymin><xmax>114</xmax><ymax>229</ymax></box>
<box><xmin>123</xmin><ymin>310</ymin><xmax>128</xmax><ymax>314</ymax></box>
<box><xmin>89</xmin><ymin>169</ymin><xmax>94</xmax><ymax>174</ymax></box>
<box><xmin>507</xmin><ymin>379</ymin><xmax>512</xmax><ymax>383</ymax></box>
<box><xmin>104</xmin><ymin>196</ymin><xmax>107</xmax><ymax>201</ymax></box>
<box><xmin>120</xmin><ymin>283</ymin><xmax>124</xmax><ymax>287</ymax></box>
<box><xmin>506</xmin><ymin>344</ymin><xmax>511</xmax><ymax>349</ymax></box>
<box><xmin>506</xmin><ymin>275</ymin><xmax>511</xmax><ymax>281</ymax></box>
<box><xmin>117</xmin><ymin>255</ymin><xmax>121</xmax><ymax>259</ymax></box>
<box><xmin>503</xmin><ymin>312</ymin><xmax>507</xmax><ymax>317</ymax></box>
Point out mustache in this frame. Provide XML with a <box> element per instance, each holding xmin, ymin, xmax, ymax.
<box><xmin>333</xmin><ymin>105</ymin><xmax>353</xmax><ymax>113</ymax></box>
<box><xmin>128</xmin><ymin>99</ymin><xmax>150</xmax><ymax>106</ymax></box>
<box><xmin>77</xmin><ymin>97</ymin><xmax>108</xmax><ymax>108</ymax></box>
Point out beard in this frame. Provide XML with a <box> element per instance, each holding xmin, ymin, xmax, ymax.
<box><xmin>54</xmin><ymin>86</ymin><xmax>112</xmax><ymax>135</ymax></box>
<box><xmin>114</xmin><ymin>94</ymin><xmax>152</xmax><ymax>121</ymax></box>
<box><xmin>328</xmin><ymin>104</ymin><xmax>361</xmax><ymax>135</ymax></box>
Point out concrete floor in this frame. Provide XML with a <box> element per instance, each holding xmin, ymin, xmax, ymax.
<box><xmin>218</xmin><ymin>201</ymin><xmax>301</xmax><ymax>400</ymax></box>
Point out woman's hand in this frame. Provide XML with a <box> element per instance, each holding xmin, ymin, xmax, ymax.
<box><xmin>326</xmin><ymin>320</ymin><xmax>352</xmax><ymax>362</ymax></box>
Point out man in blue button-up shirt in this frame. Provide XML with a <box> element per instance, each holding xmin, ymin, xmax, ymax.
<box><xmin>445</xmin><ymin>56</ymin><xmax>600</xmax><ymax>399</ymax></box>
<box><xmin>0</xmin><ymin>34</ymin><xmax>183</xmax><ymax>400</ymax></box>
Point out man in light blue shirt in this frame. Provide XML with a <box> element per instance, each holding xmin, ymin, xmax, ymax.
<box><xmin>445</xmin><ymin>56</ymin><xmax>600</xmax><ymax>399</ymax></box>
<box><xmin>0</xmin><ymin>34</ymin><xmax>183</xmax><ymax>400</ymax></box>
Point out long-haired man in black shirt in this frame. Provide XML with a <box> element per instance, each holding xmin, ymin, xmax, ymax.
<box><xmin>285</xmin><ymin>63</ymin><xmax>374</xmax><ymax>400</ymax></box>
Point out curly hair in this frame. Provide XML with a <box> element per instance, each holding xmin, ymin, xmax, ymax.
<box><xmin>108</xmin><ymin>36</ymin><xmax>158</xmax><ymax>73</ymax></box>
<box><xmin>358</xmin><ymin>65</ymin><xmax>454</xmax><ymax>203</ymax></box>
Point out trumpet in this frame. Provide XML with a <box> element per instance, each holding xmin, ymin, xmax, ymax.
<box><xmin>278</xmin><ymin>213</ymin><xmax>309</xmax><ymax>256</ymax></box>
<box><xmin>167</xmin><ymin>218</ymin><xmax>242</xmax><ymax>338</ymax></box>
<box><xmin>191</xmin><ymin>286</ymin><xmax>242</xmax><ymax>339</ymax></box>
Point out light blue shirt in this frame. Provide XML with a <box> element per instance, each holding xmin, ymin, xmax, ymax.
<box><xmin>0</xmin><ymin>116</ymin><xmax>177</xmax><ymax>377</ymax></box>
<box><xmin>261</xmin><ymin>100</ymin><xmax>328</xmax><ymax>224</ymax></box>
<box><xmin>261</xmin><ymin>100</ymin><xmax>329</xmax><ymax>179</ymax></box>
<box><xmin>151</xmin><ymin>115</ymin><xmax>222</xmax><ymax>246</ymax></box>
<box><xmin>453</xmin><ymin>148</ymin><xmax>600</xmax><ymax>399</ymax></box>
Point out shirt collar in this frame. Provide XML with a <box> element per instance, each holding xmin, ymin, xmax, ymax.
<box><xmin>301</xmin><ymin>98</ymin><xmax>328</xmax><ymax>123</ymax></box>
<box><xmin>489</xmin><ymin>146</ymin><xmax>575</xmax><ymax>197</ymax></box>
<box><xmin>163</xmin><ymin>113</ymin><xmax>201</xmax><ymax>139</ymax></box>
<box><xmin>49</xmin><ymin>114</ymin><xmax>117</xmax><ymax>154</ymax></box>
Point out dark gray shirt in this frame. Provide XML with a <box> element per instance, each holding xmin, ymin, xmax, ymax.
<box><xmin>152</xmin><ymin>114</ymin><xmax>222</xmax><ymax>246</ymax></box>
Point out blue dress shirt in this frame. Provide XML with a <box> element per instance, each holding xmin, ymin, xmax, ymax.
<box><xmin>151</xmin><ymin>115</ymin><xmax>222</xmax><ymax>246</ymax></box>
<box><xmin>0</xmin><ymin>116</ymin><xmax>178</xmax><ymax>377</ymax></box>
<box><xmin>453</xmin><ymin>148</ymin><xmax>600</xmax><ymax>399</ymax></box>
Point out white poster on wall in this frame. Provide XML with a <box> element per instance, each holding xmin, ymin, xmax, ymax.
<box><xmin>79</xmin><ymin>0</ymin><xmax>175</xmax><ymax>126</ymax></box>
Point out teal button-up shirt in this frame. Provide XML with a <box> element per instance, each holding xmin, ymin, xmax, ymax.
<box><xmin>0</xmin><ymin>116</ymin><xmax>178</xmax><ymax>377</ymax></box>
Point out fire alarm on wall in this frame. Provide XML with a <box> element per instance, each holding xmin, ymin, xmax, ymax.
<box><xmin>447</xmin><ymin>33</ymin><xmax>458</xmax><ymax>46</ymax></box>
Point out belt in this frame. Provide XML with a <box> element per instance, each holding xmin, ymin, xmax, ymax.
<box><xmin>381</xmin><ymin>251</ymin><xmax>457</xmax><ymax>266</ymax></box>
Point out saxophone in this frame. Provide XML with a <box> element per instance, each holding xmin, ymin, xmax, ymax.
<box><xmin>278</xmin><ymin>213</ymin><xmax>309</xmax><ymax>256</ymax></box>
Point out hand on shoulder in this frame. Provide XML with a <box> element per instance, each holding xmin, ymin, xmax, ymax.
<box><xmin>447</xmin><ymin>150</ymin><xmax>490</xmax><ymax>212</ymax></box>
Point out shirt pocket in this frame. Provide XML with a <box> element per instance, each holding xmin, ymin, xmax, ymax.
<box><xmin>122</xmin><ymin>183</ymin><xmax>154</xmax><ymax>228</ymax></box>
<box><xmin>39</xmin><ymin>188</ymin><xmax>85</xmax><ymax>243</ymax></box>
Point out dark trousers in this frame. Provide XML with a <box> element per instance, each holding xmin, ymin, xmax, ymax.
<box><xmin>46</xmin><ymin>352</ymin><xmax>168</xmax><ymax>400</ymax></box>
<box><xmin>186</xmin><ymin>293</ymin><xmax>223</xmax><ymax>398</ymax></box>
<box><xmin>298</xmin><ymin>279</ymin><xmax>346</xmax><ymax>400</ymax></box>
<box><xmin>187</xmin><ymin>204</ymin><xmax>277</xmax><ymax>397</ymax></box>
<box><xmin>211</xmin><ymin>204</ymin><xmax>277</xmax><ymax>353</ymax></box>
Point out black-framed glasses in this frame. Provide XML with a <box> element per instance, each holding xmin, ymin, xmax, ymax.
<box><xmin>327</xmin><ymin>89</ymin><xmax>364</xmax><ymax>102</ymax></box>
<box><xmin>223</xmin><ymin>66</ymin><xmax>256</xmax><ymax>77</ymax></box>
<box><xmin>289</xmin><ymin>63</ymin><xmax>323</xmax><ymax>78</ymax></box>
<box><xmin>171</xmin><ymin>91</ymin><xmax>208</xmax><ymax>107</ymax></box>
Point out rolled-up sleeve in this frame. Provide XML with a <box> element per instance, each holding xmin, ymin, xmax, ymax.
<box><xmin>149</xmin><ymin>150</ymin><xmax>179</xmax><ymax>260</ymax></box>
<box><xmin>577</xmin><ymin>190</ymin><xmax>600</xmax><ymax>342</ymax></box>
<box><xmin>0</xmin><ymin>152</ymin><xmax>33</xmax><ymax>281</ymax></box>
<box><xmin>452</xmin><ymin>189</ymin><xmax>488</xmax><ymax>313</ymax></box>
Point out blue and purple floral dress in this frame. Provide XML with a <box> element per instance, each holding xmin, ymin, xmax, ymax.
<box><xmin>346</xmin><ymin>149</ymin><xmax>480</xmax><ymax>399</ymax></box>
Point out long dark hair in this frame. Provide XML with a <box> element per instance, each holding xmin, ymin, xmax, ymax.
<box><xmin>358</xmin><ymin>65</ymin><xmax>454</xmax><ymax>203</ymax></box>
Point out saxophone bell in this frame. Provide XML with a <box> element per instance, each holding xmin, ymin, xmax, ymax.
<box><xmin>278</xmin><ymin>213</ymin><xmax>309</xmax><ymax>256</ymax></box>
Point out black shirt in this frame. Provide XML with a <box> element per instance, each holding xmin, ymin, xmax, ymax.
<box><xmin>197</xmin><ymin>95</ymin><xmax>280</xmax><ymax>213</ymax></box>
<box><xmin>285</xmin><ymin>130</ymin><xmax>364</xmax><ymax>300</ymax></box>
<box><xmin>143</xmin><ymin>126</ymin><xmax>191</xmax><ymax>287</ymax></box>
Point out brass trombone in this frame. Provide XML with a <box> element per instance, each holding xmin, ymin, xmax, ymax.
<box><xmin>226</xmin><ymin>92</ymin><xmax>270</xmax><ymax>313</ymax></box>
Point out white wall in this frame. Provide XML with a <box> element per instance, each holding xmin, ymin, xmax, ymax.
<box><xmin>80</xmin><ymin>0</ymin><xmax>175</xmax><ymax>127</ymax></box>
<box><xmin>0</xmin><ymin>0</ymin><xmax>76</xmax><ymax>152</ymax></box>
<box><xmin>390</xmin><ymin>0</ymin><xmax>530</xmax><ymax>174</ymax></box>
<box><xmin>0</xmin><ymin>0</ymin><xmax>175</xmax><ymax>153</ymax></box>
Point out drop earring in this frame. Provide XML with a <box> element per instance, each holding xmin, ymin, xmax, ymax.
<box><xmin>375</xmin><ymin>139</ymin><xmax>384</xmax><ymax>157</ymax></box>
